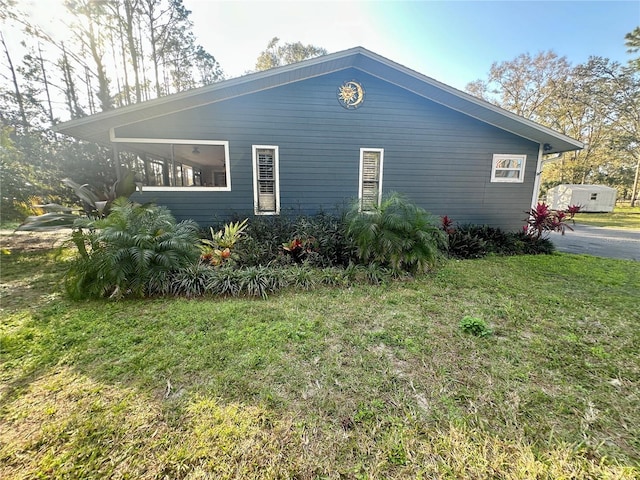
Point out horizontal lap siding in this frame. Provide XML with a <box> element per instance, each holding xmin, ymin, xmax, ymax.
<box><xmin>120</xmin><ymin>69</ymin><xmax>538</xmax><ymax>230</ymax></box>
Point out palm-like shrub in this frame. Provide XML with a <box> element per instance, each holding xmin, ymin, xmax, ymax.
<box><xmin>345</xmin><ymin>193</ymin><xmax>445</xmax><ymax>274</ymax></box>
<box><xmin>66</xmin><ymin>199</ymin><xmax>200</xmax><ymax>299</ymax></box>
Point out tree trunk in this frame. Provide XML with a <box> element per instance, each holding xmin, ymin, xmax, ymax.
<box><xmin>60</xmin><ymin>43</ymin><xmax>83</xmax><ymax>118</ymax></box>
<box><xmin>1</xmin><ymin>32</ymin><xmax>28</xmax><ymax>130</ymax></box>
<box><xmin>38</xmin><ymin>43</ymin><xmax>56</xmax><ymax>128</ymax></box>
<box><xmin>114</xmin><ymin>5</ymin><xmax>131</xmax><ymax>106</ymax></box>
<box><xmin>150</xmin><ymin>26</ymin><xmax>161</xmax><ymax>96</ymax></box>
<box><xmin>631</xmin><ymin>156</ymin><xmax>640</xmax><ymax>207</ymax></box>
<box><xmin>87</xmin><ymin>19</ymin><xmax>112</xmax><ymax>111</ymax></box>
<box><xmin>123</xmin><ymin>0</ymin><xmax>141</xmax><ymax>103</ymax></box>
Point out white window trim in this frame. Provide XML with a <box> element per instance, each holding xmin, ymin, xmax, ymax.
<box><xmin>109</xmin><ymin>131</ymin><xmax>231</xmax><ymax>191</ymax></box>
<box><xmin>252</xmin><ymin>145</ymin><xmax>280</xmax><ymax>215</ymax></box>
<box><xmin>491</xmin><ymin>153</ymin><xmax>526</xmax><ymax>183</ymax></box>
<box><xmin>359</xmin><ymin>148</ymin><xmax>384</xmax><ymax>211</ymax></box>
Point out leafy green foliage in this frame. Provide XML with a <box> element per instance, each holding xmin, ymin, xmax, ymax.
<box><xmin>226</xmin><ymin>215</ymin><xmax>296</xmax><ymax>266</ymax></box>
<box><xmin>446</xmin><ymin>229</ymin><xmax>488</xmax><ymax>259</ymax></box>
<box><xmin>282</xmin><ymin>238</ymin><xmax>309</xmax><ymax>264</ymax></box>
<box><xmin>231</xmin><ymin>212</ymin><xmax>351</xmax><ymax>268</ymax></box>
<box><xmin>346</xmin><ymin>193</ymin><xmax>445</xmax><ymax>274</ymax></box>
<box><xmin>1</xmin><ymin>127</ymin><xmax>118</xmax><ymax>222</ymax></box>
<box><xmin>441</xmin><ymin>219</ymin><xmax>556</xmax><ymax>259</ymax></box>
<box><xmin>200</xmin><ymin>218</ymin><xmax>248</xmax><ymax>266</ymax></box>
<box><xmin>17</xmin><ymin>172</ymin><xmax>137</xmax><ymax>231</ymax></box>
<box><xmin>459</xmin><ymin>316</ymin><xmax>493</xmax><ymax>337</ymax></box>
<box><xmin>291</xmin><ymin>212</ymin><xmax>353</xmax><ymax>267</ymax></box>
<box><xmin>512</xmin><ymin>231</ymin><xmax>555</xmax><ymax>255</ymax></box>
<box><xmin>208</xmin><ymin>218</ymin><xmax>248</xmax><ymax>249</ymax></box>
<box><xmin>65</xmin><ymin>199</ymin><xmax>200</xmax><ymax>299</ymax></box>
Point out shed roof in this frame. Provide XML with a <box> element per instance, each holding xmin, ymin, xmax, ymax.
<box><xmin>55</xmin><ymin>47</ymin><xmax>584</xmax><ymax>154</ymax></box>
<box><xmin>550</xmin><ymin>184</ymin><xmax>618</xmax><ymax>192</ymax></box>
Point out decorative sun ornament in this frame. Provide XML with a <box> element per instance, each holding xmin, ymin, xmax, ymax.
<box><xmin>337</xmin><ymin>80</ymin><xmax>365</xmax><ymax>109</ymax></box>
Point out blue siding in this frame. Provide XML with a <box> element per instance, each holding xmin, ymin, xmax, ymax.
<box><xmin>121</xmin><ymin>69</ymin><xmax>539</xmax><ymax>230</ymax></box>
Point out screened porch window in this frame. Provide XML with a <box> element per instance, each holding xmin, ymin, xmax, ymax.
<box><xmin>491</xmin><ymin>154</ymin><xmax>526</xmax><ymax>183</ymax></box>
<box><xmin>359</xmin><ymin>148</ymin><xmax>384</xmax><ymax>212</ymax></box>
<box><xmin>117</xmin><ymin>140</ymin><xmax>230</xmax><ymax>190</ymax></box>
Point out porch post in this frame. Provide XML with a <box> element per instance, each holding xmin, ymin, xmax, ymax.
<box><xmin>112</xmin><ymin>143</ymin><xmax>122</xmax><ymax>180</ymax></box>
<box><xmin>530</xmin><ymin>144</ymin><xmax>544</xmax><ymax>208</ymax></box>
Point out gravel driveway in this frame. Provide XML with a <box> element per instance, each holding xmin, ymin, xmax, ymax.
<box><xmin>549</xmin><ymin>224</ymin><xmax>640</xmax><ymax>261</ymax></box>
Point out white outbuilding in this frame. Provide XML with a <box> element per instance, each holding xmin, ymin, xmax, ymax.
<box><xmin>546</xmin><ymin>184</ymin><xmax>617</xmax><ymax>212</ymax></box>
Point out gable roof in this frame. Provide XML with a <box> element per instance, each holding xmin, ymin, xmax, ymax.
<box><xmin>55</xmin><ymin>47</ymin><xmax>584</xmax><ymax>154</ymax></box>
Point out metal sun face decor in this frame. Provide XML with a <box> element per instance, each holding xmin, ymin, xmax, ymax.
<box><xmin>337</xmin><ymin>80</ymin><xmax>365</xmax><ymax>109</ymax></box>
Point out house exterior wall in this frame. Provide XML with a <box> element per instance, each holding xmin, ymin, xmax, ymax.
<box><xmin>118</xmin><ymin>68</ymin><xmax>539</xmax><ymax>230</ymax></box>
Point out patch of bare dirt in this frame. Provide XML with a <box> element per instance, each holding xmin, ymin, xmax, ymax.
<box><xmin>0</xmin><ymin>229</ymin><xmax>72</xmax><ymax>252</ymax></box>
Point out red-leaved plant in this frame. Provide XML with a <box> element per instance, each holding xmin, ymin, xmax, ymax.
<box><xmin>441</xmin><ymin>215</ymin><xmax>455</xmax><ymax>235</ymax></box>
<box><xmin>566</xmin><ymin>204</ymin><xmax>582</xmax><ymax>224</ymax></box>
<box><xmin>440</xmin><ymin>215</ymin><xmax>456</xmax><ymax>235</ymax></box>
<box><xmin>282</xmin><ymin>238</ymin><xmax>314</xmax><ymax>263</ymax></box>
<box><xmin>525</xmin><ymin>202</ymin><xmax>574</xmax><ymax>239</ymax></box>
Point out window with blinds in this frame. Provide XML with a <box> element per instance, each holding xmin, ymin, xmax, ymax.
<box><xmin>359</xmin><ymin>148</ymin><xmax>384</xmax><ymax>212</ymax></box>
<box><xmin>252</xmin><ymin>146</ymin><xmax>279</xmax><ymax>214</ymax></box>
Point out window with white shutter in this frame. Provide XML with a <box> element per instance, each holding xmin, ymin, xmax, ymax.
<box><xmin>359</xmin><ymin>148</ymin><xmax>384</xmax><ymax>212</ymax></box>
<box><xmin>252</xmin><ymin>145</ymin><xmax>280</xmax><ymax>214</ymax></box>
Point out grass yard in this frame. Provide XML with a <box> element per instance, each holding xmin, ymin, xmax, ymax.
<box><xmin>1</xmin><ymin>248</ymin><xmax>639</xmax><ymax>478</ymax></box>
<box><xmin>574</xmin><ymin>205</ymin><xmax>640</xmax><ymax>229</ymax></box>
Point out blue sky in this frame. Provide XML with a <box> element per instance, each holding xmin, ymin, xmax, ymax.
<box><xmin>189</xmin><ymin>0</ymin><xmax>639</xmax><ymax>89</ymax></box>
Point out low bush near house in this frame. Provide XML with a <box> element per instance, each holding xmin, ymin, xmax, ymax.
<box><xmin>441</xmin><ymin>218</ymin><xmax>556</xmax><ymax>259</ymax></box>
<box><xmin>225</xmin><ymin>212</ymin><xmax>351</xmax><ymax>267</ymax></box>
<box><xmin>291</xmin><ymin>212</ymin><xmax>353</xmax><ymax>267</ymax></box>
<box><xmin>445</xmin><ymin>227</ymin><xmax>488</xmax><ymax>259</ymax></box>
<box><xmin>230</xmin><ymin>215</ymin><xmax>297</xmax><ymax>266</ymax></box>
<box><xmin>512</xmin><ymin>230</ymin><xmax>555</xmax><ymax>255</ymax></box>
<box><xmin>65</xmin><ymin>199</ymin><xmax>200</xmax><ymax>299</ymax></box>
<box><xmin>346</xmin><ymin>193</ymin><xmax>445</xmax><ymax>274</ymax></box>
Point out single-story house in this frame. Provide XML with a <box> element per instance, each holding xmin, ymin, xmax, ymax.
<box><xmin>55</xmin><ymin>47</ymin><xmax>583</xmax><ymax>231</ymax></box>
<box><xmin>547</xmin><ymin>184</ymin><xmax>617</xmax><ymax>212</ymax></box>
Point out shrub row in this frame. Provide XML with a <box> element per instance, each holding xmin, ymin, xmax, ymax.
<box><xmin>214</xmin><ymin>211</ymin><xmax>353</xmax><ymax>268</ymax></box>
<box><xmin>151</xmin><ymin>263</ymin><xmax>396</xmax><ymax>299</ymax></box>
<box><xmin>444</xmin><ymin>224</ymin><xmax>554</xmax><ymax>259</ymax></box>
<box><xmin>64</xmin><ymin>196</ymin><xmax>556</xmax><ymax>300</ymax></box>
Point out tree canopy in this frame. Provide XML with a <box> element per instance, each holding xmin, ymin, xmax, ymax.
<box><xmin>255</xmin><ymin>37</ymin><xmax>327</xmax><ymax>71</ymax></box>
<box><xmin>0</xmin><ymin>0</ymin><xmax>224</xmax><ymax>220</ymax></box>
<box><xmin>466</xmin><ymin>33</ymin><xmax>640</xmax><ymax>205</ymax></box>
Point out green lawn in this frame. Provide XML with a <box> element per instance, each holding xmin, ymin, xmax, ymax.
<box><xmin>574</xmin><ymin>205</ymin><xmax>640</xmax><ymax>229</ymax></box>
<box><xmin>1</xmin><ymin>249</ymin><xmax>639</xmax><ymax>478</ymax></box>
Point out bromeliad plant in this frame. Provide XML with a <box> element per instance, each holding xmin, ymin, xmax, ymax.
<box><xmin>200</xmin><ymin>218</ymin><xmax>248</xmax><ymax>266</ymax></box>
